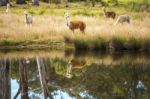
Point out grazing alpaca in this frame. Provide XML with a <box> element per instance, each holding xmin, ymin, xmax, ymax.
<box><xmin>102</xmin><ymin>7</ymin><xmax>116</xmax><ymax>19</ymax></box>
<box><xmin>64</xmin><ymin>13</ymin><xmax>86</xmax><ymax>33</ymax></box>
<box><xmin>115</xmin><ymin>14</ymin><xmax>130</xmax><ymax>25</ymax></box>
<box><xmin>6</xmin><ymin>3</ymin><xmax>10</xmax><ymax>14</ymax></box>
<box><xmin>24</xmin><ymin>11</ymin><xmax>33</xmax><ymax>26</ymax></box>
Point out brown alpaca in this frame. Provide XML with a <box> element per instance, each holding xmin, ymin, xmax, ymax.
<box><xmin>102</xmin><ymin>7</ymin><xmax>116</xmax><ymax>19</ymax></box>
<box><xmin>64</xmin><ymin>13</ymin><xmax>86</xmax><ymax>33</ymax></box>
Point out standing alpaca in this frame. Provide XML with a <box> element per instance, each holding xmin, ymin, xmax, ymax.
<box><xmin>115</xmin><ymin>14</ymin><xmax>130</xmax><ymax>25</ymax></box>
<box><xmin>64</xmin><ymin>12</ymin><xmax>86</xmax><ymax>33</ymax></box>
<box><xmin>102</xmin><ymin>7</ymin><xmax>116</xmax><ymax>19</ymax></box>
<box><xmin>6</xmin><ymin>3</ymin><xmax>10</xmax><ymax>14</ymax></box>
<box><xmin>24</xmin><ymin>11</ymin><xmax>33</xmax><ymax>26</ymax></box>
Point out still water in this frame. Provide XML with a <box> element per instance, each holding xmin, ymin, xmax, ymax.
<box><xmin>0</xmin><ymin>50</ymin><xmax>150</xmax><ymax>99</ymax></box>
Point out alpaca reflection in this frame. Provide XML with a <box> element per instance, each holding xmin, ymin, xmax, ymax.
<box><xmin>66</xmin><ymin>59</ymin><xmax>86</xmax><ymax>78</ymax></box>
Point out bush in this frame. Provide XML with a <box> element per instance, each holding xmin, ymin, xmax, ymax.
<box><xmin>105</xmin><ymin>0</ymin><xmax>118</xmax><ymax>6</ymax></box>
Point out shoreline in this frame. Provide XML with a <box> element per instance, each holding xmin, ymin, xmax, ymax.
<box><xmin>0</xmin><ymin>42</ymin><xmax>149</xmax><ymax>53</ymax></box>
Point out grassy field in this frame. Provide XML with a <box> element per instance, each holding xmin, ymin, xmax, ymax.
<box><xmin>0</xmin><ymin>2</ymin><xmax>150</xmax><ymax>51</ymax></box>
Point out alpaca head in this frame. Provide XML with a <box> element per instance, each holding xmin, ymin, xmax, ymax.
<box><xmin>64</xmin><ymin>12</ymin><xmax>70</xmax><ymax>26</ymax></box>
<box><xmin>64</xmin><ymin>12</ymin><xmax>70</xmax><ymax>19</ymax></box>
<box><xmin>6</xmin><ymin>3</ymin><xmax>10</xmax><ymax>8</ymax></box>
<box><xmin>102</xmin><ymin>7</ymin><xmax>106</xmax><ymax>12</ymax></box>
<box><xmin>24</xmin><ymin>11</ymin><xmax>28</xmax><ymax>16</ymax></box>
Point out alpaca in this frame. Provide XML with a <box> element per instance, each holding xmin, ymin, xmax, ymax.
<box><xmin>115</xmin><ymin>14</ymin><xmax>130</xmax><ymax>25</ymax></box>
<box><xmin>64</xmin><ymin>12</ymin><xmax>86</xmax><ymax>33</ymax></box>
<box><xmin>24</xmin><ymin>11</ymin><xmax>33</xmax><ymax>26</ymax></box>
<box><xmin>6</xmin><ymin>3</ymin><xmax>10</xmax><ymax>14</ymax></box>
<box><xmin>102</xmin><ymin>7</ymin><xmax>116</xmax><ymax>19</ymax></box>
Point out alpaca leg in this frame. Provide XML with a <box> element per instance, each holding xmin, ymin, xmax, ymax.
<box><xmin>29</xmin><ymin>23</ymin><xmax>32</xmax><ymax>27</ymax></box>
<box><xmin>25</xmin><ymin>24</ymin><xmax>28</xmax><ymax>27</ymax></box>
<box><xmin>71</xmin><ymin>29</ymin><xmax>74</xmax><ymax>33</ymax></box>
<box><xmin>81</xmin><ymin>30</ymin><xmax>85</xmax><ymax>34</ymax></box>
<box><xmin>114</xmin><ymin>20</ymin><xmax>119</xmax><ymax>25</ymax></box>
<box><xmin>80</xmin><ymin>27</ymin><xmax>85</xmax><ymax>34</ymax></box>
<box><xmin>113</xmin><ymin>16</ymin><xmax>115</xmax><ymax>19</ymax></box>
<box><xmin>127</xmin><ymin>19</ymin><xmax>130</xmax><ymax>24</ymax></box>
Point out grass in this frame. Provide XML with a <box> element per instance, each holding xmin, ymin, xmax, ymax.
<box><xmin>0</xmin><ymin>3</ymin><xmax>150</xmax><ymax>51</ymax></box>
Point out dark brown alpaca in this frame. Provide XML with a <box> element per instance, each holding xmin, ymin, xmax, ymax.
<box><xmin>64</xmin><ymin>13</ymin><xmax>86</xmax><ymax>33</ymax></box>
<box><xmin>103</xmin><ymin>7</ymin><xmax>116</xmax><ymax>19</ymax></box>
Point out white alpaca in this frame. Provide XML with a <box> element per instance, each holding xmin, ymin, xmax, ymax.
<box><xmin>115</xmin><ymin>14</ymin><xmax>130</xmax><ymax>25</ymax></box>
<box><xmin>6</xmin><ymin>3</ymin><xmax>10</xmax><ymax>14</ymax></box>
<box><xmin>64</xmin><ymin>12</ymin><xmax>70</xmax><ymax>26</ymax></box>
<box><xmin>24</xmin><ymin>11</ymin><xmax>33</xmax><ymax>26</ymax></box>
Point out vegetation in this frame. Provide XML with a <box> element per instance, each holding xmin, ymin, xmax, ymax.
<box><xmin>0</xmin><ymin>1</ymin><xmax>149</xmax><ymax>98</ymax></box>
<box><xmin>0</xmin><ymin>1</ymin><xmax>150</xmax><ymax>52</ymax></box>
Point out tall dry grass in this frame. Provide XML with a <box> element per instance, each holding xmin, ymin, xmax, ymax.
<box><xmin>0</xmin><ymin>12</ymin><xmax>150</xmax><ymax>50</ymax></box>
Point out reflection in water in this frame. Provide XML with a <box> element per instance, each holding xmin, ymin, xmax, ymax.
<box><xmin>0</xmin><ymin>50</ymin><xmax>150</xmax><ymax>99</ymax></box>
<box><xmin>66</xmin><ymin>59</ymin><xmax>86</xmax><ymax>78</ymax></box>
<box><xmin>0</xmin><ymin>58</ymin><xmax>11</xmax><ymax>99</ymax></box>
<box><xmin>36</xmin><ymin>57</ymin><xmax>52</xmax><ymax>99</ymax></box>
<box><xmin>13</xmin><ymin>58</ymin><xmax>29</xmax><ymax>99</ymax></box>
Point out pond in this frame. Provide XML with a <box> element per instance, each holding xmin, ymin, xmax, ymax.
<box><xmin>0</xmin><ymin>50</ymin><xmax>150</xmax><ymax>99</ymax></box>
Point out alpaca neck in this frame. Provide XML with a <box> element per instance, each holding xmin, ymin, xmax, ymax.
<box><xmin>6</xmin><ymin>6</ymin><xmax>9</xmax><ymax>13</ymax></box>
<box><xmin>6</xmin><ymin>7</ymin><xmax>9</xmax><ymax>10</ymax></box>
<box><xmin>25</xmin><ymin>14</ymin><xmax>28</xmax><ymax>22</ymax></box>
<box><xmin>65</xmin><ymin>17</ymin><xmax>70</xmax><ymax>26</ymax></box>
<box><xmin>6</xmin><ymin>8</ymin><xmax>9</xmax><ymax>12</ymax></box>
<box><xmin>6</xmin><ymin>4</ymin><xmax>10</xmax><ymax>10</ymax></box>
<box><xmin>103</xmin><ymin>8</ymin><xmax>106</xmax><ymax>14</ymax></box>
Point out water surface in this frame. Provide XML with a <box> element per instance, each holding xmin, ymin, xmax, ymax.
<box><xmin>0</xmin><ymin>50</ymin><xmax>150</xmax><ymax>99</ymax></box>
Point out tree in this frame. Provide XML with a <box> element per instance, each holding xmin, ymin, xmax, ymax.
<box><xmin>0</xmin><ymin>0</ymin><xmax>9</xmax><ymax>6</ymax></box>
<box><xmin>16</xmin><ymin>0</ymin><xmax>26</xmax><ymax>4</ymax></box>
<box><xmin>65</xmin><ymin>0</ymin><xmax>69</xmax><ymax>7</ymax></box>
<box><xmin>107</xmin><ymin>0</ymin><xmax>118</xmax><ymax>6</ymax></box>
<box><xmin>43</xmin><ymin>0</ymin><xmax>49</xmax><ymax>3</ymax></box>
<box><xmin>36</xmin><ymin>57</ymin><xmax>51</xmax><ymax>99</ymax></box>
<box><xmin>32</xmin><ymin>0</ymin><xmax>39</xmax><ymax>6</ymax></box>
<box><xmin>91</xmin><ymin>0</ymin><xmax>95</xmax><ymax>7</ymax></box>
